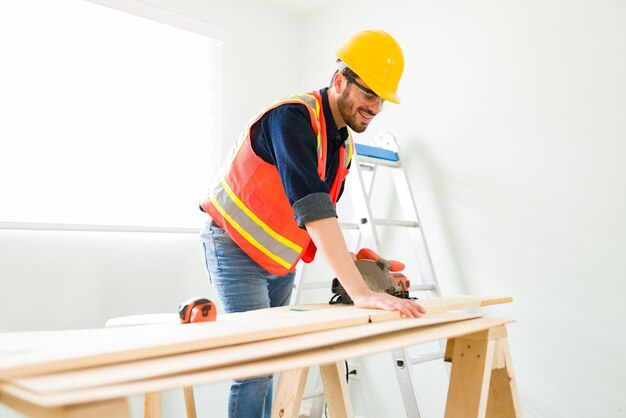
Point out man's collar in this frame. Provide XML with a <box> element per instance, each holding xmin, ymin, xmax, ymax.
<box><xmin>320</xmin><ymin>87</ymin><xmax>349</xmax><ymax>146</ymax></box>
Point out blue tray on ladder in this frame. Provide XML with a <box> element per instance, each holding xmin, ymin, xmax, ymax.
<box><xmin>354</xmin><ymin>143</ymin><xmax>399</xmax><ymax>162</ymax></box>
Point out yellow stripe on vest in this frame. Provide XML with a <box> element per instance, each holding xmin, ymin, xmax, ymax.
<box><xmin>220</xmin><ymin>180</ymin><xmax>303</xmax><ymax>254</ymax></box>
<box><xmin>210</xmin><ymin>191</ymin><xmax>294</xmax><ymax>270</ymax></box>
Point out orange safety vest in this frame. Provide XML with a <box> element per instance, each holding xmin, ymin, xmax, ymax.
<box><xmin>200</xmin><ymin>90</ymin><xmax>354</xmax><ymax>276</ymax></box>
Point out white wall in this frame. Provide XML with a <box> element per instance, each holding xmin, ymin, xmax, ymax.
<box><xmin>301</xmin><ymin>1</ymin><xmax>626</xmax><ymax>417</ymax></box>
<box><xmin>2</xmin><ymin>1</ymin><xmax>626</xmax><ymax>418</ymax></box>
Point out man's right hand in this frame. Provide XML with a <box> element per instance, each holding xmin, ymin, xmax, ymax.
<box><xmin>351</xmin><ymin>288</ymin><xmax>426</xmax><ymax>318</ymax></box>
<box><xmin>305</xmin><ymin>217</ymin><xmax>426</xmax><ymax>319</ymax></box>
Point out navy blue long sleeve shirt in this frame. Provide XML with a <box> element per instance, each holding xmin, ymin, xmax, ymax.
<box><xmin>250</xmin><ymin>87</ymin><xmax>350</xmax><ymax>228</ymax></box>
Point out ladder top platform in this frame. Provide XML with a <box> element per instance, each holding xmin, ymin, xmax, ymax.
<box><xmin>354</xmin><ymin>143</ymin><xmax>399</xmax><ymax>162</ymax></box>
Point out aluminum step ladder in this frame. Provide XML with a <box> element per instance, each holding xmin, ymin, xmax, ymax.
<box><xmin>291</xmin><ymin>132</ymin><xmax>444</xmax><ymax>418</ymax></box>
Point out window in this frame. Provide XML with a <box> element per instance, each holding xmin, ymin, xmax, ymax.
<box><xmin>0</xmin><ymin>0</ymin><xmax>222</xmax><ymax>230</ymax></box>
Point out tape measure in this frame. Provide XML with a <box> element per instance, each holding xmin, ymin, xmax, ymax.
<box><xmin>178</xmin><ymin>297</ymin><xmax>217</xmax><ymax>323</ymax></box>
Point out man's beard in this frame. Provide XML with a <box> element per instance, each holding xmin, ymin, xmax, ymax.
<box><xmin>336</xmin><ymin>94</ymin><xmax>374</xmax><ymax>133</ymax></box>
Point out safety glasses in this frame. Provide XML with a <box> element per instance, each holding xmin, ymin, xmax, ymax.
<box><xmin>343</xmin><ymin>72</ymin><xmax>385</xmax><ymax>107</ymax></box>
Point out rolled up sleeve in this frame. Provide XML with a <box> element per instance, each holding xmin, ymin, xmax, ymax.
<box><xmin>292</xmin><ymin>192</ymin><xmax>337</xmax><ymax>228</ymax></box>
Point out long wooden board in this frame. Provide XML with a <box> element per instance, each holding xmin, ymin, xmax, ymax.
<box><xmin>0</xmin><ymin>307</ymin><xmax>370</xmax><ymax>380</ymax></box>
<box><xmin>1</xmin><ymin>317</ymin><xmax>513</xmax><ymax>407</ymax></box>
<box><xmin>14</xmin><ymin>312</ymin><xmax>482</xmax><ymax>395</ymax></box>
<box><xmin>0</xmin><ymin>295</ymin><xmax>511</xmax><ymax>380</ymax></box>
<box><xmin>101</xmin><ymin>294</ymin><xmax>511</xmax><ymax>327</ymax></box>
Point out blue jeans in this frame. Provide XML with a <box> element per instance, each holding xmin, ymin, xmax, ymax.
<box><xmin>201</xmin><ymin>222</ymin><xmax>295</xmax><ymax>418</ymax></box>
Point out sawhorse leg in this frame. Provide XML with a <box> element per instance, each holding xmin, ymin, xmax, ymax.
<box><xmin>319</xmin><ymin>361</ymin><xmax>353</xmax><ymax>418</ymax></box>
<box><xmin>144</xmin><ymin>392</ymin><xmax>161</xmax><ymax>418</ymax></box>
<box><xmin>144</xmin><ymin>386</ymin><xmax>196</xmax><ymax>418</ymax></box>
<box><xmin>444</xmin><ymin>325</ymin><xmax>522</xmax><ymax>418</ymax></box>
<box><xmin>272</xmin><ymin>361</ymin><xmax>354</xmax><ymax>418</ymax></box>
<box><xmin>272</xmin><ymin>368</ymin><xmax>309</xmax><ymax>418</ymax></box>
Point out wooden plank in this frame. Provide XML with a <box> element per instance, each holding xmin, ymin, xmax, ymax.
<box><xmin>320</xmin><ymin>362</ymin><xmax>353</xmax><ymax>418</ymax></box>
<box><xmin>0</xmin><ymin>391</ymin><xmax>130</xmax><ymax>418</ymax></box>
<box><xmin>271</xmin><ymin>368</ymin><xmax>308</xmax><ymax>418</ymax></box>
<box><xmin>305</xmin><ymin>295</ymin><xmax>512</xmax><ymax>323</ymax></box>
<box><xmin>104</xmin><ymin>314</ymin><xmax>179</xmax><ymax>328</ymax></box>
<box><xmin>478</xmin><ymin>297</ymin><xmax>513</xmax><ymax>307</ymax></box>
<box><xmin>0</xmin><ymin>296</ymin><xmax>511</xmax><ymax>380</ymax></box>
<box><xmin>413</xmin><ymin>295</ymin><xmax>512</xmax><ymax>316</ymax></box>
<box><xmin>13</xmin><ymin>312</ymin><xmax>480</xmax><ymax>395</ymax></box>
<box><xmin>1</xmin><ymin>317</ymin><xmax>513</xmax><ymax>407</ymax></box>
<box><xmin>0</xmin><ymin>306</ymin><xmax>372</xmax><ymax>379</ymax></box>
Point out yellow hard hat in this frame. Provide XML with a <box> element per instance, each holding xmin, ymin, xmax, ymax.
<box><xmin>336</xmin><ymin>29</ymin><xmax>404</xmax><ymax>104</ymax></box>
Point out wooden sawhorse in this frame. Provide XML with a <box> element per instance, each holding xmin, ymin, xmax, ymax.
<box><xmin>273</xmin><ymin>322</ymin><xmax>521</xmax><ymax>418</ymax></box>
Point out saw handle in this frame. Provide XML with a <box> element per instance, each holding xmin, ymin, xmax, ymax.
<box><xmin>356</xmin><ymin>248</ymin><xmax>405</xmax><ymax>272</ymax></box>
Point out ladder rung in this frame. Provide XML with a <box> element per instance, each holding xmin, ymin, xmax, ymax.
<box><xmin>411</xmin><ymin>284</ymin><xmax>438</xmax><ymax>292</ymax></box>
<box><xmin>373</xmin><ymin>218</ymin><xmax>419</xmax><ymax>228</ymax></box>
<box><xmin>302</xmin><ymin>388</ymin><xmax>325</xmax><ymax>400</ymax></box>
<box><xmin>340</xmin><ymin>220</ymin><xmax>419</xmax><ymax>229</ymax></box>
<box><xmin>358</xmin><ymin>155</ymin><xmax>401</xmax><ymax>168</ymax></box>
<box><xmin>339</xmin><ymin>222</ymin><xmax>360</xmax><ymax>230</ymax></box>
<box><xmin>409</xmin><ymin>350</ymin><xmax>445</xmax><ymax>365</ymax></box>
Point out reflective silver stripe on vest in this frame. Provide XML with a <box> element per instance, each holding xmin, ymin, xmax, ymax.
<box><xmin>211</xmin><ymin>181</ymin><xmax>301</xmax><ymax>269</ymax></box>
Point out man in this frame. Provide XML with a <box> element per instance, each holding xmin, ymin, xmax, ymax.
<box><xmin>200</xmin><ymin>29</ymin><xmax>425</xmax><ymax>418</ymax></box>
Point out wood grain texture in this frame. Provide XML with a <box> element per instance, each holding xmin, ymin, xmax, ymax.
<box><xmin>444</xmin><ymin>331</ymin><xmax>496</xmax><ymax>418</ymax></box>
<box><xmin>486</xmin><ymin>338</ymin><xmax>522</xmax><ymax>418</ymax></box>
<box><xmin>320</xmin><ymin>362</ymin><xmax>353</xmax><ymax>418</ymax></box>
<box><xmin>417</xmin><ymin>295</ymin><xmax>513</xmax><ymax>315</ymax></box>
<box><xmin>271</xmin><ymin>368</ymin><xmax>308</xmax><ymax>418</ymax></box>
<box><xmin>0</xmin><ymin>306</ymin><xmax>372</xmax><ymax>380</ymax></box>
<box><xmin>0</xmin><ymin>296</ymin><xmax>510</xmax><ymax>380</ymax></box>
<box><xmin>12</xmin><ymin>312</ymin><xmax>480</xmax><ymax>395</ymax></box>
<box><xmin>0</xmin><ymin>295</ymin><xmax>517</xmax><ymax>418</ymax></box>
<box><xmin>182</xmin><ymin>387</ymin><xmax>197</xmax><ymax>418</ymax></box>
<box><xmin>144</xmin><ymin>392</ymin><xmax>161</xmax><ymax>418</ymax></box>
<box><xmin>1</xmin><ymin>317</ymin><xmax>513</xmax><ymax>407</ymax></box>
<box><xmin>0</xmin><ymin>391</ymin><xmax>130</xmax><ymax>418</ymax></box>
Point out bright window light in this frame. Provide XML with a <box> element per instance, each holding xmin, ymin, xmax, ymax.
<box><xmin>0</xmin><ymin>0</ymin><xmax>221</xmax><ymax>229</ymax></box>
